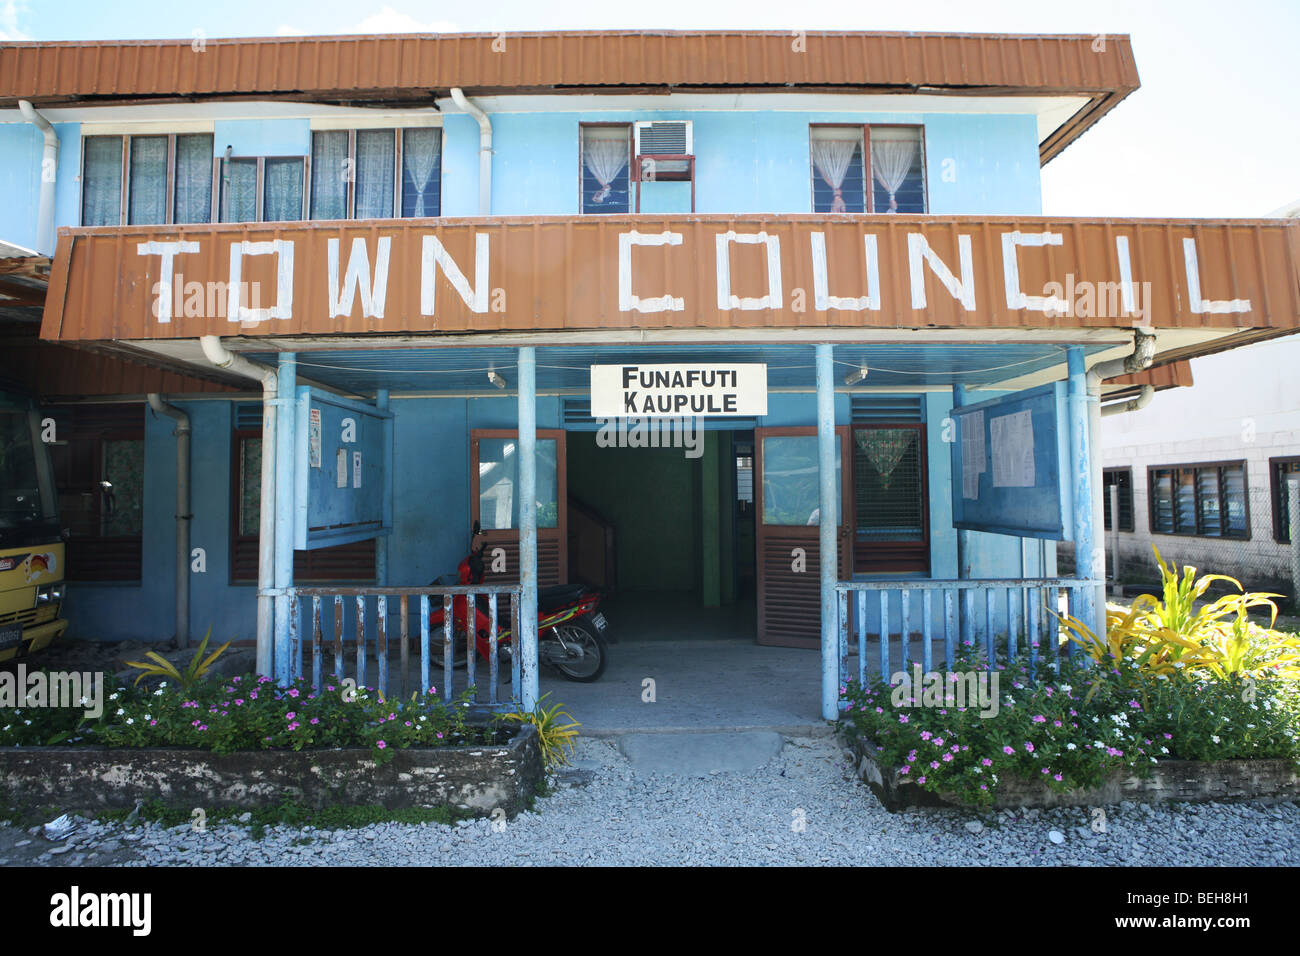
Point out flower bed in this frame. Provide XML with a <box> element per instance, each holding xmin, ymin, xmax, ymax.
<box><xmin>0</xmin><ymin>674</ymin><xmax>544</xmax><ymax>816</ymax></box>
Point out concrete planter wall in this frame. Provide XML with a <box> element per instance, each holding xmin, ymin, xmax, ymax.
<box><xmin>847</xmin><ymin>734</ymin><xmax>1300</xmax><ymax>812</ymax></box>
<box><xmin>0</xmin><ymin>724</ymin><xmax>541</xmax><ymax>818</ymax></box>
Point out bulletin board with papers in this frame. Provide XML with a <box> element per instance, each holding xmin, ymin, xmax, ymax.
<box><xmin>949</xmin><ymin>382</ymin><xmax>1071</xmax><ymax>541</ymax></box>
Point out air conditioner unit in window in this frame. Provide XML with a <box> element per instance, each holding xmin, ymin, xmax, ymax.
<box><xmin>633</xmin><ymin>120</ymin><xmax>693</xmax><ymax>180</ymax></box>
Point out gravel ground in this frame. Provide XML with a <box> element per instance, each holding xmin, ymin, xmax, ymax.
<box><xmin>2</xmin><ymin>734</ymin><xmax>1297</xmax><ymax>866</ymax></box>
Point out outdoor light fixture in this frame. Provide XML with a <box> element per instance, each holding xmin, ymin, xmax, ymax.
<box><xmin>844</xmin><ymin>366</ymin><xmax>869</xmax><ymax>385</ymax></box>
<box><xmin>487</xmin><ymin>369</ymin><xmax>507</xmax><ymax>389</ymax></box>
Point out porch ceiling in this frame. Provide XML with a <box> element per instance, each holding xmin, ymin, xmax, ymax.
<box><xmin>242</xmin><ymin>341</ymin><xmax>1117</xmax><ymax>395</ymax></box>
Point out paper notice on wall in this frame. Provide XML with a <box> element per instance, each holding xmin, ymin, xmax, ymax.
<box><xmin>961</xmin><ymin>409</ymin><xmax>985</xmax><ymax>500</ymax></box>
<box><xmin>353</xmin><ymin>451</ymin><xmax>362</xmax><ymax>489</ymax></box>
<box><xmin>990</xmin><ymin>409</ymin><xmax>1036</xmax><ymax>487</ymax></box>
<box><xmin>308</xmin><ymin>408</ymin><xmax>322</xmax><ymax>469</ymax></box>
<box><xmin>336</xmin><ymin>448</ymin><xmax>348</xmax><ymax>488</ymax></box>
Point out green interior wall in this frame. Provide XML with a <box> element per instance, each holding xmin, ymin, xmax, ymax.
<box><xmin>567</xmin><ymin>432</ymin><xmax>701</xmax><ymax>592</ymax></box>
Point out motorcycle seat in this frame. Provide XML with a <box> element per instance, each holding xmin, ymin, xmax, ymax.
<box><xmin>538</xmin><ymin>583</ymin><xmax>587</xmax><ymax>612</ymax></box>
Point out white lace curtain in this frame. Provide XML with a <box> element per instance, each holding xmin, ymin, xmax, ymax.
<box><xmin>871</xmin><ymin>135</ymin><xmax>916</xmax><ymax>213</ymax></box>
<box><xmin>127</xmin><ymin>136</ymin><xmax>167</xmax><ymax>225</ymax></box>
<box><xmin>310</xmin><ymin>130</ymin><xmax>349</xmax><ymax>220</ymax></box>
<box><xmin>262</xmin><ymin>158</ymin><xmax>303</xmax><ymax>222</ymax></box>
<box><xmin>583</xmin><ymin>135</ymin><xmax>629</xmax><ymax>204</ymax></box>
<box><xmin>173</xmin><ymin>134</ymin><xmax>213</xmax><ymax>224</ymax></box>
<box><xmin>355</xmin><ymin>129</ymin><xmax>395</xmax><ymax>219</ymax></box>
<box><xmin>811</xmin><ymin>139</ymin><xmax>856</xmax><ymax>213</ymax></box>
<box><xmin>402</xmin><ymin>128</ymin><xmax>440</xmax><ymax>218</ymax></box>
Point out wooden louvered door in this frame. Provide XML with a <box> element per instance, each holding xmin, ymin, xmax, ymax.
<box><xmin>470</xmin><ymin>431</ymin><xmax>567</xmax><ymax>607</ymax></box>
<box><xmin>755</xmin><ymin>426</ymin><xmax>851</xmax><ymax>648</ymax></box>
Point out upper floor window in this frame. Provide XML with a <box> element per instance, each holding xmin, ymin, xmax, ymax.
<box><xmin>220</xmin><ymin>156</ymin><xmax>306</xmax><ymax>223</ymax></box>
<box><xmin>309</xmin><ymin>127</ymin><xmax>442</xmax><ymax>221</ymax></box>
<box><xmin>809</xmin><ymin>124</ymin><xmax>926</xmax><ymax>214</ymax></box>
<box><xmin>81</xmin><ymin>133</ymin><xmax>215</xmax><ymax>226</ymax></box>
<box><xmin>580</xmin><ymin>124</ymin><xmax>631</xmax><ymax>214</ymax></box>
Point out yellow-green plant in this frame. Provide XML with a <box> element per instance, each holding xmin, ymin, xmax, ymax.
<box><xmin>497</xmin><ymin>692</ymin><xmax>580</xmax><ymax>768</ymax></box>
<box><xmin>124</xmin><ymin>627</ymin><xmax>232</xmax><ymax>692</ymax></box>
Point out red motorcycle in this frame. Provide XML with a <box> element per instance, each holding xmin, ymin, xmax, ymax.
<box><xmin>428</xmin><ymin>523</ymin><xmax>609</xmax><ymax>682</ymax></box>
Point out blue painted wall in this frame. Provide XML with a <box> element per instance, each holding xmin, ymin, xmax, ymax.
<box><xmin>212</xmin><ymin>119</ymin><xmax>310</xmax><ymax>158</ymax></box>
<box><xmin>0</xmin><ymin>121</ymin><xmax>81</xmax><ymax>251</ymax></box>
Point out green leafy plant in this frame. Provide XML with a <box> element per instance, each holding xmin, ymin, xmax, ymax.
<box><xmin>498</xmin><ymin>692</ymin><xmax>580</xmax><ymax>768</ymax></box>
<box><xmin>123</xmin><ymin>626</ymin><xmax>232</xmax><ymax>692</ymax></box>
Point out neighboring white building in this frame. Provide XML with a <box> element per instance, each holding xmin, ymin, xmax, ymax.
<box><xmin>1098</xmin><ymin>200</ymin><xmax>1300</xmax><ymax>593</ymax></box>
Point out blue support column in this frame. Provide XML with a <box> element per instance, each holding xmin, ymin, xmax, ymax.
<box><xmin>952</xmin><ymin>383</ymin><xmax>971</xmax><ymax>580</ymax></box>
<box><xmin>517</xmin><ymin>347</ymin><xmax>539</xmax><ymax>711</ymax></box>
<box><xmin>375</xmin><ymin>388</ymin><xmax>391</xmax><ymax>587</ymax></box>
<box><xmin>816</xmin><ymin>344</ymin><xmax>839</xmax><ymax>721</ymax></box>
<box><xmin>1067</xmin><ymin>347</ymin><xmax>1099</xmax><ymax>636</ymax></box>
<box><xmin>273</xmin><ymin>353</ymin><xmax>297</xmax><ymax>686</ymax></box>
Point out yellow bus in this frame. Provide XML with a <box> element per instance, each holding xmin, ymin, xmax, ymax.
<box><xmin>0</xmin><ymin>394</ymin><xmax>67</xmax><ymax>662</ymax></box>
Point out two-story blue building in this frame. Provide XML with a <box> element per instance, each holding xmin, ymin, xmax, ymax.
<box><xmin>2</xmin><ymin>30</ymin><xmax>1297</xmax><ymax>719</ymax></box>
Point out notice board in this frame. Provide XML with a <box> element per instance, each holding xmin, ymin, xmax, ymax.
<box><xmin>293</xmin><ymin>387</ymin><xmax>392</xmax><ymax>550</ymax></box>
<box><xmin>950</xmin><ymin>382</ymin><xmax>1071</xmax><ymax>540</ymax></box>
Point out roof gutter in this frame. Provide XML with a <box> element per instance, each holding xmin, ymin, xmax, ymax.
<box><xmin>199</xmin><ymin>335</ymin><xmax>278</xmax><ymax>677</ymax></box>
<box><xmin>450</xmin><ymin>87</ymin><xmax>492</xmax><ymax>215</ymax></box>
<box><xmin>17</xmin><ymin>100</ymin><xmax>58</xmax><ymax>256</ymax></box>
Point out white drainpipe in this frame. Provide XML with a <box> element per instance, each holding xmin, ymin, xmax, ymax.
<box><xmin>1083</xmin><ymin>330</ymin><xmax>1157</xmax><ymax>615</ymax></box>
<box><xmin>200</xmin><ymin>336</ymin><xmax>280</xmax><ymax>676</ymax></box>
<box><xmin>450</xmin><ymin>88</ymin><xmax>492</xmax><ymax>215</ymax></box>
<box><xmin>147</xmin><ymin>394</ymin><xmax>191</xmax><ymax>649</ymax></box>
<box><xmin>17</xmin><ymin>100</ymin><xmax>58</xmax><ymax>257</ymax></box>
<box><xmin>1101</xmin><ymin>384</ymin><xmax>1155</xmax><ymax>417</ymax></box>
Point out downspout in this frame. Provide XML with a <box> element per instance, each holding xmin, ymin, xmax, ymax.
<box><xmin>1101</xmin><ymin>384</ymin><xmax>1155</xmax><ymax>417</ymax></box>
<box><xmin>1082</xmin><ymin>329</ymin><xmax>1157</xmax><ymax>628</ymax></box>
<box><xmin>17</xmin><ymin>100</ymin><xmax>58</xmax><ymax>257</ymax></box>
<box><xmin>147</xmin><ymin>394</ymin><xmax>191</xmax><ymax>649</ymax></box>
<box><xmin>450</xmin><ymin>88</ymin><xmax>492</xmax><ymax>215</ymax></box>
<box><xmin>200</xmin><ymin>335</ymin><xmax>279</xmax><ymax>676</ymax></box>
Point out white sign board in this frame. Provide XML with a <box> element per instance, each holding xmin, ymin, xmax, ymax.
<box><xmin>590</xmin><ymin>364</ymin><xmax>768</xmax><ymax>418</ymax></box>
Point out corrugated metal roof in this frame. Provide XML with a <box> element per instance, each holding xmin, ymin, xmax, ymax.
<box><xmin>0</xmin><ymin>31</ymin><xmax>1140</xmax><ymax>162</ymax></box>
<box><xmin>40</xmin><ymin>214</ymin><xmax>1300</xmax><ymax>345</ymax></box>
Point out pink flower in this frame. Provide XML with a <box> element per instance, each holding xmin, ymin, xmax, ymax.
<box><xmin>310</xmin><ymin>718</ymin><xmax>320</xmax><ymax>725</ymax></box>
<box><xmin>941</xmin><ymin>753</ymin><xmax>953</xmax><ymax>762</ymax></box>
<box><xmin>377</xmin><ymin>740</ymin><xmax>387</xmax><ymax>750</ymax></box>
<box><xmin>898</xmin><ymin>714</ymin><xmax>909</xmax><ymax>724</ymax></box>
<box><xmin>1002</xmin><ymin>746</ymin><xmax>1015</xmax><ymax>755</ymax></box>
<box><xmin>234</xmin><ymin>699</ymin><xmax>244</xmax><ymax>706</ymax></box>
<box><xmin>981</xmin><ymin>758</ymin><xmax>993</xmax><ymax>767</ymax></box>
<box><xmin>1024</xmin><ymin>742</ymin><xmax>1034</xmax><ymax>753</ymax></box>
<box><xmin>287</xmin><ymin>721</ymin><xmax>300</xmax><ymax>731</ymax></box>
<box><xmin>920</xmin><ymin>731</ymin><xmax>932</xmax><ymax>741</ymax></box>
<box><xmin>930</xmin><ymin>761</ymin><xmax>940</xmax><ymax>769</ymax></box>
<box><xmin>1053</xmin><ymin>773</ymin><xmax>1063</xmax><ymax>782</ymax></box>
<box><xmin>191</xmin><ymin>719</ymin><xmax>201</xmax><ymax>727</ymax></box>
<box><xmin>250</xmin><ymin>692</ymin><xmax>258</xmax><ymax>700</ymax></box>
<box><xmin>917</xmin><ymin>776</ymin><xmax>927</xmax><ymax>784</ymax></box>
<box><xmin>149</xmin><ymin>720</ymin><xmax>157</xmax><ymax>726</ymax></box>
<box><xmin>288</xmin><ymin>689</ymin><xmax>300</xmax><ymax>698</ymax></box>
<box><xmin>1031</xmin><ymin>715</ymin><xmax>1046</xmax><ymax>723</ymax></box>
<box><xmin>899</xmin><ymin>766</ymin><xmax>910</xmax><ymax>775</ymax></box>
<box><xmin>285</xmin><ymin>712</ymin><xmax>296</xmax><ymax>720</ymax></box>
<box><xmin>436</xmin><ymin>732</ymin><xmax>443</xmax><ymax>739</ymax></box>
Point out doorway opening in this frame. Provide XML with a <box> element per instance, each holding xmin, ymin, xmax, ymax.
<box><xmin>565</xmin><ymin>426</ymin><xmax>757</xmax><ymax>642</ymax></box>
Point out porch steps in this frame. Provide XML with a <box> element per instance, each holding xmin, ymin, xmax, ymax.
<box><xmin>616</xmin><ymin>730</ymin><xmax>786</xmax><ymax>776</ymax></box>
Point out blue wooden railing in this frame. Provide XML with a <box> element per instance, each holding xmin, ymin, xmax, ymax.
<box><xmin>835</xmin><ymin>577</ymin><xmax>1101</xmax><ymax>688</ymax></box>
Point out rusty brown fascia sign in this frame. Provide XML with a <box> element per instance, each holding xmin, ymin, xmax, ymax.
<box><xmin>40</xmin><ymin>216</ymin><xmax>1300</xmax><ymax>343</ymax></box>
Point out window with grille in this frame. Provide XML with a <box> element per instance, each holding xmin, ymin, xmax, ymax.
<box><xmin>1270</xmin><ymin>457</ymin><xmax>1300</xmax><ymax>543</ymax></box>
<box><xmin>81</xmin><ymin>133</ymin><xmax>216</xmax><ymax>226</ymax></box>
<box><xmin>45</xmin><ymin>404</ymin><xmax>145</xmax><ymax>581</ymax></box>
<box><xmin>851</xmin><ymin>423</ymin><xmax>929</xmax><ymax>573</ymax></box>
<box><xmin>1102</xmin><ymin>468</ymin><xmax>1134</xmax><ymax>532</ymax></box>
<box><xmin>230</xmin><ymin>426</ymin><xmax>375</xmax><ymax>583</ymax></box>
<box><xmin>1149</xmin><ymin>462</ymin><xmax>1249</xmax><ymax>538</ymax></box>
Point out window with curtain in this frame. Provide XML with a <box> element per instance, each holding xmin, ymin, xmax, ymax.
<box><xmin>870</xmin><ymin>126</ymin><xmax>926</xmax><ymax>214</ymax></box>
<box><xmin>262</xmin><ymin>157</ymin><xmax>305</xmax><ymax>222</ymax></box>
<box><xmin>218</xmin><ymin>156</ymin><xmax>304</xmax><ymax>223</ymax></box>
<box><xmin>173</xmin><ymin>134</ymin><xmax>214</xmax><ymax>223</ymax></box>
<box><xmin>809</xmin><ymin>127</ymin><xmax>866</xmax><ymax>213</ymax></box>
<box><xmin>400</xmin><ymin>128</ymin><xmax>442</xmax><ymax>218</ymax></box>
<box><xmin>310</xmin><ymin>130</ymin><xmax>350</xmax><ymax>220</ymax></box>
<box><xmin>1149</xmin><ymin>462</ymin><xmax>1248</xmax><ymax>538</ymax></box>
<box><xmin>220</xmin><ymin>158</ymin><xmax>259</xmax><ymax>222</ymax></box>
<box><xmin>127</xmin><ymin>135</ymin><xmax>168</xmax><ymax>225</ymax></box>
<box><xmin>580</xmin><ymin>125</ymin><xmax>631</xmax><ymax>214</ymax></box>
<box><xmin>81</xmin><ymin>136</ymin><xmax>123</xmax><ymax>226</ymax></box>
<box><xmin>354</xmin><ymin>129</ymin><xmax>395</xmax><ymax>219</ymax></box>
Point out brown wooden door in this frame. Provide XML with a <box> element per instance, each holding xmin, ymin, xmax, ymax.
<box><xmin>755</xmin><ymin>426</ymin><xmax>851</xmax><ymax>648</ymax></box>
<box><xmin>470</xmin><ymin>430</ymin><xmax>567</xmax><ymax>591</ymax></box>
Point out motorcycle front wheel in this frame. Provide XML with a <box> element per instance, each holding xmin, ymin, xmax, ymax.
<box><xmin>544</xmin><ymin>619</ymin><xmax>607</xmax><ymax>682</ymax></box>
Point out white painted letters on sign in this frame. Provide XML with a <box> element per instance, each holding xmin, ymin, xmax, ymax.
<box><xmin>716</xmin><ymin>232</ymin><xmax>783</xmax><ymax>310</ymax></box>
<box><xmin>618</xmin><ymin>230</ymin><xmax>684</xmax><ymax>313</ymax></box>
<box><xmin>420</xmin><ymin>234</ymin><xmax>490</xmax><ymax>316</ymax></box>
<box><xmin>227</xmin><ymin>240</ymin><xmax>294</xmax><ymax>324</ymax></box>
<box><xmin>328</xmin><ymin>237</ymin><xmax>392</xmax><ymax>319</ymax></box>
<box><xmin>138</xmin><ymin>240</ymin><xmax>199</xmax><ymax>324</ymax></box>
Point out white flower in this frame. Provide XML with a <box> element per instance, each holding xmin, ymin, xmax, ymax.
<box><xmin>1211</xmin><ymin>735</ymin><xmax>1221</xmax><ymax>744</ymax></box>
<box><xmin>144</xmin><ymin>714</ymin><xmax>151</xmax><ymax>721</ymax></box>
<box><xmin>116</xmin><ymin>708</ymin><xmax>124</xmax><ymax>716</ymax></box>
<box><xmin>1066</xmin><ymin>743</ymin><xmax>1077</xmax><ymax>750</ymax></box>
<box><xmin>23</xmin><ymin>720</ymin><xmax>30</xmax><ymax>726</ymax></box>
<box><xmin>1059</xmin><ymin>684</ymin><xmax>1072</xmax><ymax>693</ymax></box>
<box><xmin>154</xmin><ymin>688</ymin><xmax>164</xmax><ymax>697</ymax></box>
<box><xmin>126</xmin><ymin>718</ymin><xmax>134</xmax><ymax>725</ymax></box>
<box><xmin>418</xmin><ymin>716</ymin><xmax>427</xmax><ymax>722</ymax></box>
<box><xmin>109</xmin><ymin>693</ymin><xmax>118</xmax><ymax>700</ymax></box>
<box><xmin>1160</xmin><ymin>747</ymin><xmax>1168</xmax><ymax>754</ymax></box>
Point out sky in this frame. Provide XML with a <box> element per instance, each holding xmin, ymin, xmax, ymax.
<box><xmin>6</xmin><ymin>0</ymin><xmax>1297</xmax><ymax>218</ymax></box>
